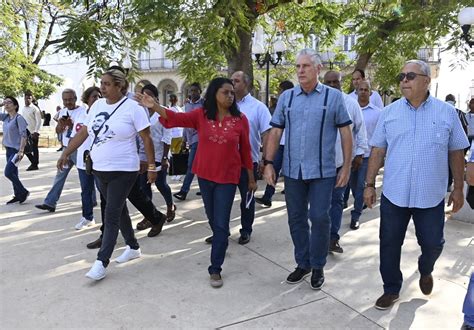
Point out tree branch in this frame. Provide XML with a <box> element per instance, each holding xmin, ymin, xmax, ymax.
<box><xmin>32</xmin><ymin>10</ymin><xmax>59</xmax><ymax>64</ymax></box>
<box><xmin>21</xmin><ymin>6</ymin><xmax>31</xmax><ymax>56</ymax></box>
<box><xmin>31</xmin><ymin>2</ymin><xmax>45</xmax><ymax>60</ymax></box>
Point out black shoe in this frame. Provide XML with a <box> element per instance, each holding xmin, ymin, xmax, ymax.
<box><xmin>6</xmin><ymin>196</ymin><xmax>20</xmax><ymax>204</ymax></box>
<box><xmin>196</xmin><ymin>191</ymin><xmax>201</xmax><ymax>196</ymax></box>
<box><xmin>286</xmin><ymin>267</ymin><xmax>311</xmax><ymax>284</ymax></box>
<box><xmin>173</xmin><ymin>191</ymin><xmax>187</xmax><ymax>201</ymax></box>
<box><xmin>362</xmin><ymin>204</ymin><xmax>367</xmax><ymax>210</ymax></box>
<box><xmin>255</xmin><ymin>197</ymin><xmax>272</xmax><ymax>208</ymax></box>
<box><xmin>26</xmin><ymin>165</ymin><xmax>39</xmax><ymax>171</ymax></box>
<box><xmin>329</xmin><ymin>239</ymin><xmax>343</xmax><ymax>253</ymax></box>
<box><xmin>280</xmin><ymin>189</ymin><xmax>285</xmax><ymax>194</ymax></box>
<box><xmin>147</xmin><ymin>214</ymin><xmax>166</xmax><ymax>237</ymax></box>
<box><xmin>343</xmin><ymin>201</ymin><xmax>348</xmax><ymax>209</ymax></box>
<box><xmin>18</xmin><ymin>191</ymin><xmax>30</xmax><ymax>204</ymax></box>
<box><xmin>310</xmin><ymin>269</ymin><xmax>325</xmax><ymax>290</ymax></box>
<box><xmin>56</xmin><ymin>147</ymin><xmax>63</xmax><ymax>152</ymax></box>
<box><xmin>92</xmin><ymin>201</ymin><xmax>98</xmax><ymax>207</ymax></box>
<box><xmin>238</xmin><ymin>233</ymin><xmax>251</xmax><ymax>245</ymax></box>
<box><xmin>350</xmin><ymin>219</ymin><xmax>360</xmax><ymax>230</ymax></box>
<box><xmin>204</xmin><ymin>236</ymin><xmax>213</xmax><ymax>244</ymax></box>
<box><xmin>35</xmin><ymin>204</ymin><xmax>56</xmax><ymax>212</ymax></box>
<box><xmin>375</xmin><ymin>293</ymin><xmax>399</xmax><ymax>310</ymax></box>
<box><xmin>86</xmin><ymin>237</ymin><xmax>102</xmax><ymax>249</ymax></box>
<box><xmin>419</xmin><ymin>274</ymin><xmax>433</xmax><ymax>295</ymax></box>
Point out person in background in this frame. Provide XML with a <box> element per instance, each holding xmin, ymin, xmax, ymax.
<box><xmin>466</xmin><ymin>96</ymin><xmax>474</xmax><ymax>145</ymax></box>
<box><xmin>1</xmin><ymin>96</ymin><xmax>30</xmax><ymax>204</ymax></box>
<box><xmin>136</xmin><ymin>77</ymin><xmax>256</xmax><ymax>288</ymax></box>
<box><xmin>20</xmin><ymin>91</ymin><xmax>42</xmax><ymax>171</ymax></box>
<box><xmin>168</xmin><ymin>93</ymin><xmax>184</xmax><ymax>154</ymax></box>
<box><xmin>349</xmin><ymin>69</ymin><xmax>384</xmax><ymax>109</ymax></box>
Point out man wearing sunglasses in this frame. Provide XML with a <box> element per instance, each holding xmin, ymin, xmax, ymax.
<box><xmin>364</xmin><ymin>60</ymin><xmax>469</xmax><ymax>310</ymax></box>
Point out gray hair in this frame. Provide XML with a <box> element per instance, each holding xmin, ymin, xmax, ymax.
<box><xmin>297</xmin><ymin>48</ymin><xmax>322</xmax><ymax>66</ymax></box>
<box><xmin>62</xmin><ymin>88</ymin><xmax>77</xmax><ymax>97</ymax></box>
<box><xmin>405</xmin><ymin>59</ymin><xmax>431</xmax><ymax>77</ymax></box>
<box><xmin>242</xmin><ymin>72</ymin><xmax>251</xmax><ymax>86</ymax></box>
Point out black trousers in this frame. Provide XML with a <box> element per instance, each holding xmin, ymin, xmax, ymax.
<box><xmin>25</xmin><ymin>134</ymin><xmax>39</xmax><ymax>166</ymax></box>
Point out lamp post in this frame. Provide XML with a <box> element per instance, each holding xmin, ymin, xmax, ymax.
<box><xmin>458</xmin><ymin>7</ymin><xmax>474</xmax><ymax>48</ymax></box>
<box><xmin>252</xmin><ymin>39</ymin><xmax>286</xmax><ymax>106</ymax></box>
<box><xmin>122</xmin><ymin>51</ymin><xmax>132</xmax><ymax>74</ymax></box>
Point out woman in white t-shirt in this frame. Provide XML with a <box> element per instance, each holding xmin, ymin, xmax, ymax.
<box><xmin>58</xmin><ymin>69</ymin><xmax>157</xmax><ymax>281</ymax></box>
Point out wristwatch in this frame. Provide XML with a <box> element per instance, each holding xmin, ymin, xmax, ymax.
<box><xmin>365</xmin><ymin>182</ymin><xmax>376</xmax><ymax>188</ymax></box>
<box><xmin>263</xmin><ymin>159</ymin><xmax>274</xmax><ymax>166</ymax></box>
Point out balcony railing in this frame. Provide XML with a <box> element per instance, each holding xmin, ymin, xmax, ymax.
<box><xmin>138</xmin><ymin>58</ymin><xmax>178</xmax><ymax>70</ymax></box>
<box><xmin>416</xmin><ymin>47</ymin><xmax>441</xmax><ymax>63</ymax></box>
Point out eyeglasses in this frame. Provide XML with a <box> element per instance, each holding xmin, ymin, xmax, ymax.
<box><xmin>397</xmin><ymin>72</ymin><xmax>428</xmax><ymax>81</ymax></box>
<box><xmin>3</xmin><ymin>101</ymin><xmax>13</xmax><ymax>105</ymax></box>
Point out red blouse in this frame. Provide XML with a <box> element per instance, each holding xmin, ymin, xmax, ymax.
<box><xmin>160</xmin><ymin>108</ymin><xmax>253</xmax><ymax>184</ymax></box>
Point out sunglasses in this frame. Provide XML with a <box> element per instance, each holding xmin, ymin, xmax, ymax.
<box><xmin>397</xmin><ymin>72</ymin><xmax>428</xmax><ymax>81</ymax></box>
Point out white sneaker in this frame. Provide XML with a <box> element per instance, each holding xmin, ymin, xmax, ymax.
<box><xmin>85</xmin><ymin>260</ymin><xmax>106</xmax><ymax>280</ymax></box>
<box><xmin>115</xmin><ymin>246</ymin><xmax>141</xmax><ymax>263</ymax></box>
<box><xmin>75</xmin><ymin>217</ymin><xmax>96</xmax><ymax>230</ymax></box>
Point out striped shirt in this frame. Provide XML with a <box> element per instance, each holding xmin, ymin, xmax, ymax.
<box><xmin>370</xmin><ymin>95</ymin><xmax>470</xmax><ymax>208</ymax></box>
<box><xmin>271</xmin><ymin>83</ymin><xmax>352</xmax><ymax>180</ymax></box>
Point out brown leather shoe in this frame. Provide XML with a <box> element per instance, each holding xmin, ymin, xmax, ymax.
<box><xmin>419</xmin><ymin>274</ymin><xmax>433</xmax><ymax>295</ymax></box>
<box><xmin>86</xmin><ymin>237</ymin><xmax>102</xmax><ymax>249</ymax></box>
<box><xmin>166</xmin><ymin>204</ymin><xmax>176</xmax><ymax>222</ymax></box>
<box><xmin>147</xmin><ymin>215</ymin><xmax>166</xmax><ymax>237</ymax></box>
<box><xmin>136</xmin><ymin>218</ymin><xmax>152</xmax><ymax>231</ymax></box>
<box><xmin>375</xmin><ymin>293</ymin><xmax>399</xmax><ymax>310</ymax></box>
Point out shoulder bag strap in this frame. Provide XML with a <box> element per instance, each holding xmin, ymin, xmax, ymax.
<box><xmin>90</xmin><ymin>97</ymin><xmax>128</xmax><ymax>151</ymax></box>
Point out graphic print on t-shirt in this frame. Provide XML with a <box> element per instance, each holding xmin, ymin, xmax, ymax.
<box><xmin>91</xmin><ymin>111</ymin><xmax>116</xmax><ymax>147</ymax></box>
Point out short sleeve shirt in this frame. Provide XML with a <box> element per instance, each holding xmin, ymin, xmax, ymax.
<box><xmin>271</xmin><ymin>83</ymin><xmax>352</xmax><ymax>179</ymax></box>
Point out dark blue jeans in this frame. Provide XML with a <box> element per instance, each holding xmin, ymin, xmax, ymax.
<box><xmin>4</xmin><ymin>147</ymin><xmax>28</xmax><ymax>198</ymax></box>
<box><xmin>329</xmin><ymin>167</ymin><xmax>347</xmax><ymax>241</ymax></box>
<box><xmin>379</xmin><ymin>194</ymin><xmax>445</xmax><ymax>294</ymax></box>
<box><xmin>78</xmin><ymin>169</ymin><xmax>99</xmax><ymax>220</ymax></box>
<box><xmin>349</xmin><ymin>157</ymin><xmax>369</xmax><ymax>221</ymax></box>
<box><xmin>198</xmin><ymin>177</ymin><xmax>237</xmax><ymax>274</ymax></box>
<box><xmin>139</xmin><ymin>162</ymin><xmax>173</xmax><ymax>206</ymax></box>
<box><xmin>180</xmin><ymin>142</ymin><xmax>198</xmax><ymax>193</ymax></box>
<box><xmin>238</xmin><ymin>163</ymin><xmax>258</xmax><ymax>236</ymax></box>
<box><xmin>285</xmin><ymin>175</ymin><xmax>336</xmax><ymax>270</ymax></box>
<box><xmin>262</xmin><ymin>145</ymin><xmax>284</xmax><ymax>202</ymax></box>
<box><xmin>94</xmin><ymin>171</ymin><xmax>139</xmax><ymax>267</ymax></box>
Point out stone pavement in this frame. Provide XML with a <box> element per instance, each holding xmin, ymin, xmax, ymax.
<box><xmin>0</xmin><ymin>149</ymin><xmax>472</xmax><ymax>329</ymax></box>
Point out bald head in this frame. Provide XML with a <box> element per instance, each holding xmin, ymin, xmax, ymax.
<box><xmin>231</xmin><ymin>71</ymin><xmax>250</xmax><ymax>99</ymax></box>
<box><xmin>323</xmin><ymin>70</ymin><xmax>342</xmax><ymax>90</ymax></box>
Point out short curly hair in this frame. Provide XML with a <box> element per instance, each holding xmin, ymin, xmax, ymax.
<box><xmin>81</xmin><ymin>86</ymin><xmax>101</xmax><ymax>104</ymax></box>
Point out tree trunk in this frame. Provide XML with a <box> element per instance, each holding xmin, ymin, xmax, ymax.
<box><xmin>225</xmin><ymin>26</ymin><xmax>255</xmax><ymax>88</ymax></box>
<box><xmin>354</xmin><ymin>52</ymin><xmax>372</xmax><ymax>72</ymax></box>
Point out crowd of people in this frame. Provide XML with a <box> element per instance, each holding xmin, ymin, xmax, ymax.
<box><xmin>1</xmin><ymin>50</ymin><xmax>473</xmax><ymax>316</ymax></box>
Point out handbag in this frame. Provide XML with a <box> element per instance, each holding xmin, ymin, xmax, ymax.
<box><xmin>169</xmin><ymin>150</ymin><xmax>189</xmax><ymax>176</ymax></box>
<box><xmin>15</xmin><ymin>116</ymin><xmax>34</xmax><ymax>154</ymax></box>
<box><xmin>467</xmin><ymin>185</ymin><xmax>474</xmax><ymax>209</ymax></box>
<box><xmin>85</xmin><ymin>97</ymin><xmax>128</xmax><ymax>175</ymax></box>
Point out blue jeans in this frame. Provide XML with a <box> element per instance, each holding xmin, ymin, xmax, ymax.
<box><xmin>464</xmin><ymin>273</ymin><xmax>474</xmax><ymax>326</ymax></box>
<box><xmin>180</xmin><ymin>142</ymin><xmax>198</xmax><ymax>193</ymax></box>
<box><xmin>198</xmin><ymin>177</ymin><xmax>237</xmax><ymax>274</ymax></box>
<box><xmin>349</xmin><ymin>157</ymin><xmax>369</xmax><ymax>221</ymax></box>
<box><xmin>284</xmin><ymin>175</ymin><xmax>336</xmax><ymax>270</ymax></box>
<box><xmin>43</xmin><ymin>150</ymin><xmax>77</xmax><ymax>208</ymax></box>
<box><xmin>329</xmin><ymin>167</ymin><xmax>347</xmax><ymax>241</ymax></box>
<box><xmin>379</xmin><ymin>194</ymin><xmax>445</xmax><ymax>294</ymax></box>
<box><xmin>78</xmin><ymin>169</ymin><xmax>99</xmax><ymax>220</ymax></box>
<box><xmin>238</xmin><ymin>163</ymin><xmax>258</xmax><ymax>236</ymax></box>
<box><xmin>139</xmin><ymin>162</ymin><xmax>173</xmax><ymax>206</ymax></box>
<box><xmin>262</xmin><ymin>145</ymin><xmax>284</xmax><ymax>202</ymax></box>
<box><xmin>4</xmin><ymin>147</ymin><xmax>29</xmax><ymax>198</ymax></box>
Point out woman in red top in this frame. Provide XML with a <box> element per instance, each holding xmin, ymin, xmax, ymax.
<box><xmin>137</xmin><ymin>77</ymin><xmax>256</xmax><ymax>288</ymax></box>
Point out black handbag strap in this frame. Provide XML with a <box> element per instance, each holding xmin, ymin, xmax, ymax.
<box><xmin>90</xmin><ymin>97</ymin><xmax>128</xmax><ymax>151</ymax></box>
<box><xmin>14</xmin><ymin>114</ymin><xmax>31</xmax><ymax>136</ymax></box>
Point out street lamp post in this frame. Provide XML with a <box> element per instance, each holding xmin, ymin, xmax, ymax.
<box><xmin>458</xmin><ymin>7</ymin><xmax>474</xmax><ymax>48</ymax></box>
<box><xmin>252</xmin><ymin>39</ymin><xmax>286</xmax><ymax>106</ymax></box>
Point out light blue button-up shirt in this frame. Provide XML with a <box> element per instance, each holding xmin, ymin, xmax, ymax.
<box><xmin>183</xmin><ymin>98</ymin><xmax>204</xmax><ymax>145</ymax></box>
<box><xmin>271</xmin><ymin>83</ymin><xmax>352</xmax><ymax>180</ymax></box>
<box><xmin>370</xmin><ymin>95</ymin><xmax>470</xmax><ymax>208</ymax></box>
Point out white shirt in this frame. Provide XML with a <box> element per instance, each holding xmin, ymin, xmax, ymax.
<box><xmin>349</xmin><ymin>89</ymin><xmax>384</xmax><ymax>109</ymax></box>
<box><xmin>169</xmin><ymin>105</ymin><xmax>183</xmax><ymax>138</ymax></box>
<box><xmin>237</xmin><ymin>93</ymin><xmax>272</xmax><ymax>162</ymax></box>
<box><xmin>85</xmin><ymin>97</ymin><xmax>150</xmax><ymax>172</ymax></box>
<box><xmin>467</xmin><ymin>112</ymin><xmax>474</xmax><ymax>137</ymax></box>
<box><xmin>335</xmin><ymin>94</ymin><xmax>368</xmax><ymax>168</ymax></box>
<box><xmin>19</xmin><ymin>105</ymin><xmax>42</xmax><ymax>133</ymax></box>
<box><xmin>75</xmin><ymin>109</ymin><xmax>94</xmax><ymax>170</ymax></box>
<box><xmin>58</xmin><ymin>106</ymin><xmax>86</xmax><ymax>146</ymax></box>
<box><xmin>139</xmin><ymin>112</ymin><xmax>172</xmax><ymax>162</ymax></box>
<box><xmin>360</xmin><ymin>103</ymin><xmax>382</xmax><ymax>157</ymax></box>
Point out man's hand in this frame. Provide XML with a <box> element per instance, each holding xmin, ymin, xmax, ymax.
<box><xmin>147</xmin><ymin>170</ymin><xmax>157</xmax><ymax>184</ymax></box>
<box><xmin>263</xmin><ymin>164</ymin><xmax>276</xmax><ymax>187</ymax></box>
<box><xmin>335</xmin><ymin>166</ymin><xmax>350</xmax><ymax>187</ymax></box>
<box><xmin>352</xmin><ymin>155</ymin><xmax>363</xmax><ymax>171</ymax></box>
<box><xmin>363</xmin><ymin>187</ymin><xmax>377</xmax><ymax>208</ymax></box>
<box><xmin>257</xmin><ymin>160</ymin><xmax>265</xmax><ymax>178</ymax></box>
<box><xmin>448</xmin><ymin>188</ymin><xmax>464</xmax><ymax>213</ymax></box>
<box><xmin>139</xmin><ymin>161</ymin><xmax>148</xmax><ymax>174</ymax></box>
<box><xmin>161</xmin><ymin>158</ymin><xmax>169</xmax><ymax>172</ymax></box>
<box><xmin>248</xmin><ymin>180</ymin><xmax>257</xmax><ymax>192</ymax></box>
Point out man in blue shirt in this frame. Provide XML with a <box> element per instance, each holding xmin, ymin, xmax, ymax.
<box><xmin>264</xmin><ymin>49</ymin><xmax>353</xmax><ymax>290</ymax></box>
<box><xmin>364</xmin><ymin>60</ymin><xmax>469</xmax><ymax>310</ymax></box>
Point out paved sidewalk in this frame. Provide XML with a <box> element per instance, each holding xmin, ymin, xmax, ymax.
<box><xmin>0</xmin><ymin>149</ymin><xmax>472</xmax><ymax>329</ymax></box>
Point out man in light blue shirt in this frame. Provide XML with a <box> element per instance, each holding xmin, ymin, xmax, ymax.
<box><xmin>323</xmin><ymin>70</ymin><xmax>368</xmax><ymax>254</ymax></box>
<box><xmin>264</xmin><ymin>49</ymin><xmax>353</xmax><ymax>290</ymax></box>
<box><xmin>364</xmin><ymin>60</ymin><xmax>470</xmax><ymax>310</ymax></box>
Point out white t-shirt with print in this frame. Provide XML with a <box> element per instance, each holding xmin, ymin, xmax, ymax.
<box><xmin>75</xmin><ymin>110</ymin><xmax>94</xmax><ymax>170</ymax></box>
<box><xmin>85</xmin><ymin>97</ymin><xmax>150</xmax><ymax>172</ymax></box>
<box><xmin>58</xmin><ymin>106</ymin><xmax>86</xmax><ymax>146</ymax></box>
